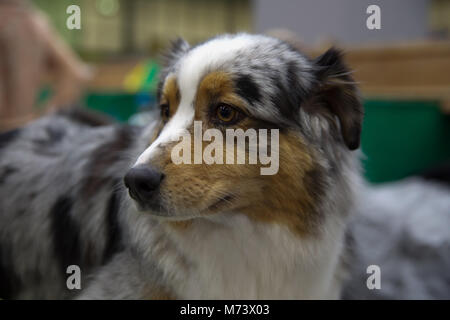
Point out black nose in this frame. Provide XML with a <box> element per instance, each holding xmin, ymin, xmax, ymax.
<box><xmin>124</xmin><ymin>165</ymin><xmax>164</xmax><ymax>202</ymax></box>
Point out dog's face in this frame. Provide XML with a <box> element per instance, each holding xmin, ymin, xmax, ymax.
<box><xmin>124</xmin><ymin>34</ymin><xmax>362</xmax><ymax>235</ymax></box>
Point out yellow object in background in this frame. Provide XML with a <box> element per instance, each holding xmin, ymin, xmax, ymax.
<box><xmin>123</xmin><ymin>59</ymin><xmax>160</xmax><ymax>94</ymax></box>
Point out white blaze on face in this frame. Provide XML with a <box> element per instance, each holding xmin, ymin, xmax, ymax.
<box><xmin>135</xmin><ymin>34</ymin><xmax>259</xmax><ymax>166</ymax></box>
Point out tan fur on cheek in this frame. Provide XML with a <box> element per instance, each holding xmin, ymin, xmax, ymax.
<box><xmin>240</xmin><ymin>131</ymin><xmax>324</xmax><ymax>237</ymax></box>
<box><xmin>158</xmin><ymin>129</ymin><xmax>262</xmax><ymax>216</ymax></box>
<box><xmin>142</xmin><ymin>286</ymin><xmax>174</xmax><ymax>300</ymax></box>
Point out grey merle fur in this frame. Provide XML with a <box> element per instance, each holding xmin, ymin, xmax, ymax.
<box><xmin>0</xmin><ymin>108</ymin><xmax>140</xmax><ymax>299</ymax></box>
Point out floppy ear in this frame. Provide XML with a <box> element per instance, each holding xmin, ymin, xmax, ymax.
<box><xmin>157</xmin><ymin>38</ymin><xmax>190</xmax><ymax>100</ymax></box>
<box><xmin>309</xmin><ymin>48</ymin><xmax>363</xmax><ymax>150</ymax></box>
<box><xmin>161</xmin><ymin>38</ymin><xmax>190</xmax><ymax>69</ymax></box>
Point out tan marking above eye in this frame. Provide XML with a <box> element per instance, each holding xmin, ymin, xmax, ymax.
<box><xmin>195</xmin><ymin>71</ymin><xmax>248</xmax><ymax>122</ymax></box>
<box><xmin>161</xmin><ymin>76</ymin><xmax>180</xmax><ymax>121</ymax></box>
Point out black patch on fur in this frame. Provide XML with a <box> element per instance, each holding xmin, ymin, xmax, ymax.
<box><xmin>61</xmin><ymin>107</ymin><xmax>113</xmax><ymax>127</ymax></box>
<box><xmin>0</xmin><ymin>166</ymin><xmax>17</xmax><ymax>185</ymax></box>
<box><xmin>0</xmin><ymin>245</ymin><xmax>21</xmax><ymax>299</ymax></box>
<box><xmin>286</xmin><ymin>61</ymin><xmax>308</xmax><ymax>101</ymax></box>
<box><xmin>102</xmin><ymin>185</ymin><xmax>123</xmax><ymax>264</ymax></box>
<box><xmin>267</xmin><ymin>62</ymin><xmax>308</xmax><ymax>121</ymax></box>
<box><xmin>0</xmin><ymin>128</ymin><xmax>20</xmax><ymax>151</ymax></box>
<box><xmin>271</xmin><ymin>77</ymin><xmax>294</xmax><ymax>118</ymax></box>
<box><xmin>81</xmin><ymin>126</ymin><xmax>137</xmax><ymax>197</ymax></box>
<box><xmin>234</xmin><ymin>74</ymin><xmax>262</xmax><ymax>106</ymax></box>
<box><xmin>33</xmin><ymin>125</ymin><xmax>65</xmax><ymax>147</ymax></box>
<box><xmin>50</xmin><ymin>196</ymin><xmax>82</xmax><ymax>275</ymax></box>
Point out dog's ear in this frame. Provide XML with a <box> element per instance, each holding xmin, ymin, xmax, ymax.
<box><xmin>309</xmin><ymin>48</ymin><xmax>363</xmax><ymax>150</ymax></box>
<box><xmin>157</xmin><ymin>38</ymin><xmax>190</xmax><ymax>101</ymax></box>
<box><xmin>161</xmin><ymin>38</ymin><xmax>190</xmax><ymax>69</ymax></box>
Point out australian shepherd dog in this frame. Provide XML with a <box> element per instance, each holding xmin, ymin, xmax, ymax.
<box><xmin>0</xmin><ymin>33</ymin><xmax>363</xmax><ymax>299</ymax></box>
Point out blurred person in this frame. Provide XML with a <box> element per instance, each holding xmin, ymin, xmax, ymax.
<box><xmin>0</xmin><ymin>0</ymin><xmax>91</xmax><ymax>131</ymax></box>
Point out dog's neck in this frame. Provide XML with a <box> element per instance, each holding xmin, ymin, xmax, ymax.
<box><xmin>129</xmin><ymin>210</ymin><xmax>346</xmax><ymax>299</ymax></box>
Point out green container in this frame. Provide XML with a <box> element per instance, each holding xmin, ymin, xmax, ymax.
<box><xmin>37</xmin><ymin>88</ymin><xmax>151</xmax><ymax>122</ymax></box>
<box><xmin>361</xmin><ymin>100</ymin><xmax>450</xmax><ymax>183</ymax></box>
<box><xmin>83</xmin><ymin>92</ymin><xmax>139</xmax><ymax>122</ymax></box>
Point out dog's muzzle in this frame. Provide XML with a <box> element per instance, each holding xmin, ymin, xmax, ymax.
<box><xmin>124</xmin><ymin>164</ymin><xmax>164</xmax><ymax>209</ymax></box>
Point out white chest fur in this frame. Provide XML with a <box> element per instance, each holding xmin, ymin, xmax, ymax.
<box><xmin>158</xmin><ymin>214</ymin><xmax>346</xmax><ymax>299</ymax></box>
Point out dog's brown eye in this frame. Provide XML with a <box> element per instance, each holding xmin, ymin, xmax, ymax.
<box><xmin>216</xmin><ymin>104</ymin><xmax>238</xmax><ymax>123</ymax></box>
<box><xmin>160</xmin><ymin>103</ymin><xmax>170</xmax><ymax>120</ymax></box>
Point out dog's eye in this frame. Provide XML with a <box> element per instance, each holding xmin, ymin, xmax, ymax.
<box><xmin>160</xmin><ymin>103</ymin><xmax>170</xmax><ymax>120</ymax></box>
<box><xmin>215</xmin><ymin>104</ymin><xmax>240</xmax><ymax>124</ymax></box>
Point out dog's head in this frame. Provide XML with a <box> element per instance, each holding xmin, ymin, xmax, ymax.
<box><xmin>124</xmin><ymin>34</ymin><xmax>362</xmax><ymax>235</ymax></box>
